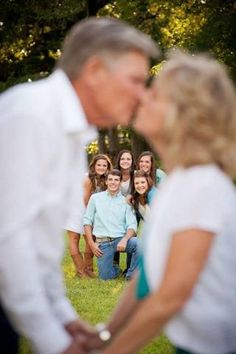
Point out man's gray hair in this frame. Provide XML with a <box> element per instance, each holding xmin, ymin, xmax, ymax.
<box><xmin>57</xmin><ymin>17</ymin><xmax>159</xmax><ymax>79</ymax></box>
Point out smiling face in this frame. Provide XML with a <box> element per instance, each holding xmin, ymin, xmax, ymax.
<box><xmin>138</xmin><ymin>155</ymin><xmax>152</xmax><ymax>174</ymax></box>
<box><xmin>106</xmin><ymin>174</ymin><xmax>121</xmax><ymax>195</ymax></box>
<box><xmin>94</xmin><ymin>159</ymin><xmax>109</xmax><ymax>175</ymax></box>
<box><xmin>119</xmin><ymin>152</ymin><xmax>133</xmax><ymax>170</ymax></box>
<box><xmin>134</xmin><ymin>176</ymin><xmax>149</xmax><ymax>195</ymax></box>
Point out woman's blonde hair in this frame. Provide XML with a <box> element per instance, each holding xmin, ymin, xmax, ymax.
<box><xmin>156</xmin><ymin>51</ymin><xmax>236</xmax><ymax>178</ymax></box>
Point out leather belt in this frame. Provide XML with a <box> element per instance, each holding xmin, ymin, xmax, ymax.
<box><xmin>96</xmin><ymin>237</ymin><xmax>115</xmax><ymax>243</ymax></box>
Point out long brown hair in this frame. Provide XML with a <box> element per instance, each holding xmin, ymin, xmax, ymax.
<box><xmin>131</xmin><ymin>170</ymin><xmax>153</xmax><ymax>211</ymax></box>
<box><xmin>136</xmin><ymin>151</ymin><xmax>156</xmax><ymax>184</ymax></box>
<box><xmin>115</xmin><ymin>149</ymin><xmax>135</xmax><ymax>185</ymax></box>
<box><xmin>116</xmin><ymin>150</ymin><xmax>135</xmax><ymax>172</ymax></box>
<box><xmin>88</xmin><ymin>154</ymin><xmax>113</xmax><ymax>193</ymax></box>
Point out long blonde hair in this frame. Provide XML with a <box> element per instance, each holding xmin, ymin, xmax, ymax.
<box><xmin>156</xmin><ymin>51</ymin><xmax>236</xmax><ymax>178</ymax></box>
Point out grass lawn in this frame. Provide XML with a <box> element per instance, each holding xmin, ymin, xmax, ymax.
<box><xmin>20</xmin><ymin>236</ymin><xmax>174</xmax><ymax>354</ymax></box>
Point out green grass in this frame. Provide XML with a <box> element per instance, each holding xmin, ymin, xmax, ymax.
<box><xmin>20</xmin><ymin>237</ymin><xmax>174</xmax><ymax>353</ymax></box>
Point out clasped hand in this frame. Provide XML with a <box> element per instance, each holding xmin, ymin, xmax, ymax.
<box><xmin>63</xmin><ymin>319</ymin><xmax>107</xmax><ymax>354</ymax></box>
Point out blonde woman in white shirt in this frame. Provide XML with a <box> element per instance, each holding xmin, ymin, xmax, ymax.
<box><xmin>86</xmin><ymin>52</ymin><xmax>236</xmax><ymax>354</ymax></box>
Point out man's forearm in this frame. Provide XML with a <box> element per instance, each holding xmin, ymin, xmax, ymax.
<box><xmin>123</xmin><ymin>228</ymin><xmax>136</xmax><ymax>241</ymax></box>
<box><xmin>117</xmin><ymin>229</ymin><xmax>136</xmax><ymax>252</ymax></box>
<box><xmin>84</xmin><ymin>225</ymin><xmax>95</xmax><ymax>246</ymax></box>
<box><xmin>84</xmin><ymin>224</ymin><xmax>103</xmax><ymax>258</ymax></box>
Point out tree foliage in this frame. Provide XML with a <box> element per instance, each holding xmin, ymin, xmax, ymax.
<box><xmin>99</xmin><ymin>0</ymin><xmax>236</xmax><ymax>78</ymax></box>
<box><xmin>0</xmin><ymin>0</ymin><xmax>111</xmax><ymax>90</ymax></box>
<box><xmin>1</xmin><ymin>0</ymin><xmax>235</xmax><ymax>159</ymax></box>
<box><xmin>97</xmin><ymin>0</ymin><xmax>236</xmax><ymax>158</ymax></box>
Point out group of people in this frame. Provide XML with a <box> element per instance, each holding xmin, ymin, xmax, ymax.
<box><xmin>66</xmin><ymin>150</ymin><xmax>166</xmax><ymax>281</ymax></box>
<box><xmin>1</xmin><ymin>15</ymin><xmax>236</xmax><ymax>354</ymax></box>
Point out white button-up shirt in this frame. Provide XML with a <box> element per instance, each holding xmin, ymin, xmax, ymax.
<box><xmin>0</xmin><ymin>70</ymin><xmax>97</xmax><ymax>354</ymax></box>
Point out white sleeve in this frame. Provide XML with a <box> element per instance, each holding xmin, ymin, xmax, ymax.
<box><xmin>0</xmin><ymin>97</ymin><xmax>75</xmax><ymax>354</ymax></box>
<box><xmin>47</xmin><ymin>138</ymin><xmax>87</xmax><ymax>323</ymax></box>
<box><xmin>64</xmin><ymin>139</ymin><xmax>87</xmax><ymax>230</ymax></box>
<box><xmin>0</xmin><ymin>227</ymin><xmax>73</xmax><ymax>354</ymax></box>
<box><xmin>41</xmin><ymin>248</ymin><xmax>78</xmax><ymax>325</ymax></box>
<box><xmin>167</xmin><ymin>170</ymin><xmax>224</xmax><ymax>234</ymax></box>
<box><xmin>0</xmin><ymin>108</ymin><xmax>43</xmax><ymax>237</ymax></box>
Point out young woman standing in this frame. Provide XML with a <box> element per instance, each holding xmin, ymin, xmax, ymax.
<box><xmin>114</xmin><ymin>150</ymin><xmax>135</xmax><ymax>268</ymax></box>
<box><xmin>66</xmin><ymin>154</ymin><xmax>112</xmax><ymax>278</ymax></box>
<box><xmin>115</xmin><ymin>149</ymin><xmax>135</xmax><ymax>196</ymax></box>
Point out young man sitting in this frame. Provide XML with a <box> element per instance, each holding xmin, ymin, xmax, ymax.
<box><xmin>83</xmin><ymin>169</ymin><xmax>139</xmax><ymax>280</ymax></box>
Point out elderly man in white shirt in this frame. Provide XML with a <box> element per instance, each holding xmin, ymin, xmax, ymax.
<box><xmin>0</xmin><ymin>17</ymin><xmax>159</xmax><ymax>354</ymax></box>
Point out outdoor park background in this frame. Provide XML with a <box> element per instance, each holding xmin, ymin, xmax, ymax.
<box><xmin>1</xmin><ymin>0</ymin><xmax>235</xmax><ymax>161</ymax></box>
<box><xmin>1</xmin><ymin>1</ymin><xmax>235</xmax><ymax>352</ymax></box>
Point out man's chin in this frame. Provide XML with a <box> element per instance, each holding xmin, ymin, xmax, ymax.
<box><xmin>132</xmin><ymin>115</ymin><xmax>143</xmax><ymax>133</ymax></box>
<box><xmin>116</xmin><ymin>115</ymin><xmax>133</xmax><ymax>127</ymax></box>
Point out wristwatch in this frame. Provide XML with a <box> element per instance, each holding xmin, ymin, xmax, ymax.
<box><xmin>95</xmin><ymin>322</ymin><xmax>111</xmax><ymax>343</ymax></box>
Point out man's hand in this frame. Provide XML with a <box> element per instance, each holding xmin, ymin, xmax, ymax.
<box><xmin>66</xmin><ymin>320</ymin><xmax>108</xmax><ymax>353</ymax></box>
<box><xmin>117</xmin><ymin>238</ymin><xmax>127</xmax><ymax>252</ymax></box>
<box><xmin>77</xmin><ymin>331</ymin><xmax>106</xmax><ymax>353</ymax></box>
<box><xmin>65</xmin><ymin>319</ymin><xmax>104</xmax><ymax>353</ymax></box>
<box><xmin>62</xmin><ymin>339</ymin><xmax>86</xmax><ymax>354</ymax></box>
<box><xmin>91</xmin><ymin>242</ymin><xmax>103</xmax><ymax>257</ymax></box>
<box><xmin>65</xmin><ymin>319</ymin><xmax>95</xmax><ymax>338</ymax></box>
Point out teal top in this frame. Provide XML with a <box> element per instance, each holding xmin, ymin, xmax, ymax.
<box><xmin>136</xmin><ymin>186</ymin><xmax>158</xmax><ymax>298</ymax></box>
<box><xmin>147</xmin><ymin>186</ymin><xmax>157</xmax><ymax>203</ymax></box>
<box><xmin>83</xmin><ymin>190</ymin><xmax>137</xmax><ymax>238</ymax></box>
<box><xmin>156</xmin><ymin>168</ymin><xmax>167</xmax><ymax>186</ymax></box>
<box><xmin>136</xmin><ymin>254</ymin><xmax>150</xmax><ymax>299</ymax></box>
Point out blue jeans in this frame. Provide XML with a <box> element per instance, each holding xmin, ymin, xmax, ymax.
<box><xmin>97</xmin><ymin>237</ymin><xmax>139</xmax><ymax>280</ymax></box>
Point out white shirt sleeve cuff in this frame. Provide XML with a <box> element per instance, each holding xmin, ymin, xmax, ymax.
<box><xmin>52</xmin><ymin>298</ymin><xmax>78</xmax><ymax>324</ymax></box>
<box><xmin>32</xmin><ymin>321</ymin><xmax>72</xmax><ymax>354</ymax></box>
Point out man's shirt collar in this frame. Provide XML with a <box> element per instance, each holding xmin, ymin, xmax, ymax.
<box><xmin>105</xmin><ymin>190</ymin><xmax>122</xmax><ymax>198</ymax></box>
<box><xmin>50</xmin><ymin>69</ymin><xmax>97</xmax><ymax>144</ymax></box>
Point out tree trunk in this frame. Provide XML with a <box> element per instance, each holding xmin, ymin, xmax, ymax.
<box><xmin>98</xmin><ymin>129</ymin><xmax>107</xmax><ymax>154</ymax></box>
<box><xmin>131</xmin><ymin>131</ymin><xmax>151</xmax><ymax>162</ymax></box>
<box><xmin>107</xmin><ymin>127</ymin><xmax>119</xmax><ymax>163</ymax></box>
